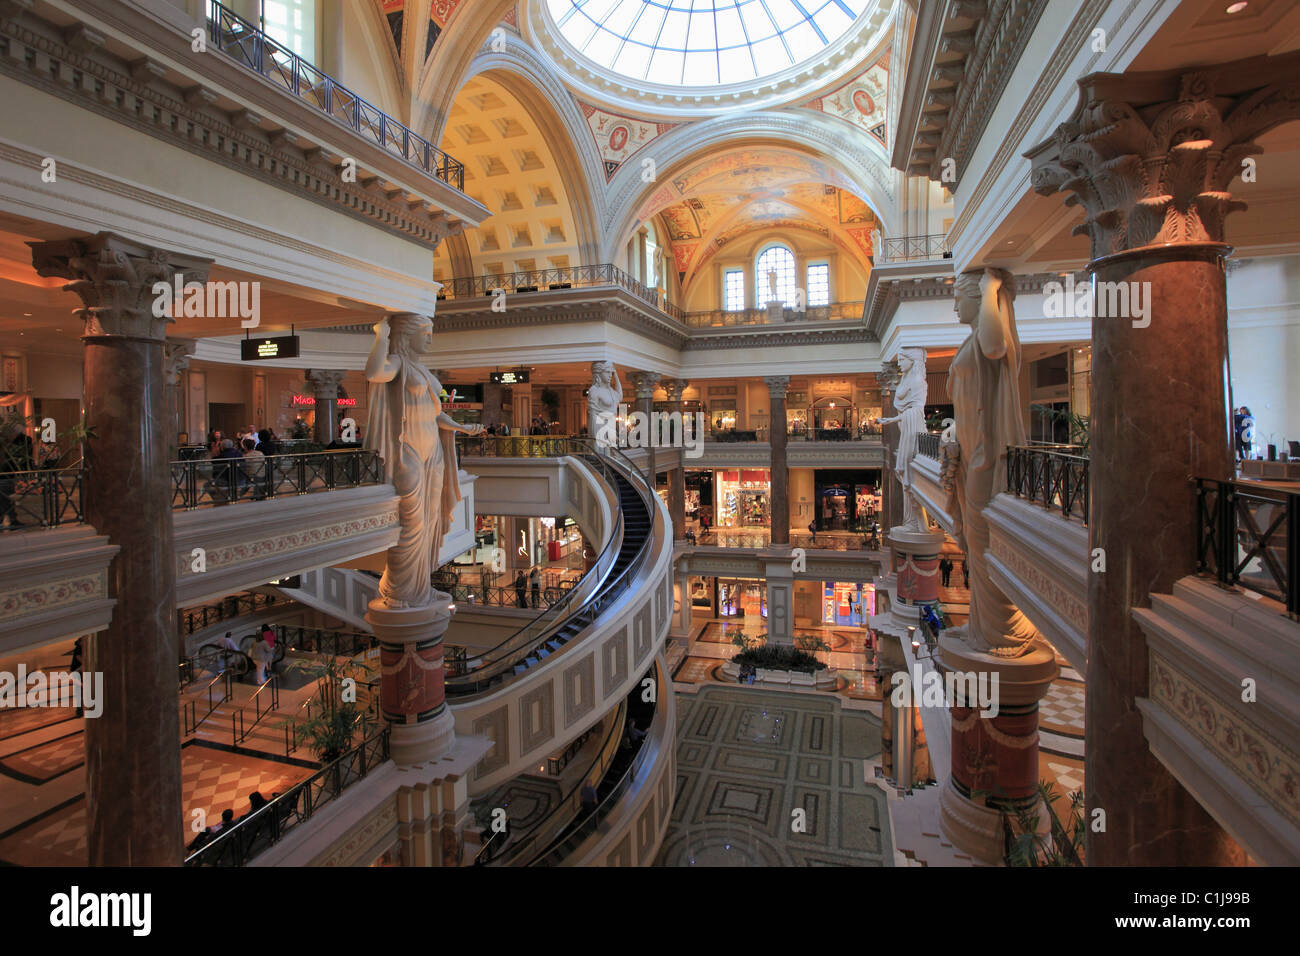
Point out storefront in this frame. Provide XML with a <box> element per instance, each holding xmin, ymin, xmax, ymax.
<box><xmin>813</xmin><ymin>469</ymin><xmax>882</xmax><ymax>531</ymax></box>
<box><xmin>440</xmin><ymin>383</ymin><xmax>483</xmax><ymax>427</ymax></box>
<box><xmin>715</xmin><ymin>468</ymin><xmax>770</xmax><ymax>528</ymax></box>
<box><xmin>685</xmin><ymin>469</ymin><xmax>713</xmax><ymax>526</ymax></box>
<box><xmin>717</xmin><ymin>578</ymin><xmax>766</xmax><ymax>620</ymax></box>
<box><xmin>821</xmin><ymin>581</ymin><xmax>875</xmax><ymax>626</ymax></box>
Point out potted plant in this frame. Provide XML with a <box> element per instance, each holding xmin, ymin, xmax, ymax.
<box><xmin>289</xmin><ymin>653</ymin><xmax>376</xmax><ymax>764</ymax></box>
<box><xmin>539</xmin><ymin>387</ymin><xmax>560</xmax><ymax>427</ymax></box>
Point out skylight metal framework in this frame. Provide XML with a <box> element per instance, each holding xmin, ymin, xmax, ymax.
<box><xmin>546</xmin><ymin>0</ymin><xmax>867</xmax><ymax>88</ymax></box>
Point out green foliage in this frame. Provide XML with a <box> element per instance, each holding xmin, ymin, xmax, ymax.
<box><xmin>288</xmin><ymin>653</ymin><xmax>376</xmax><ymax>763</ymax></box>
<box><xmin>539</xmin><ymin>388</ymin><xmax>561</xmax><ymax>415</ymax></box>
<box><xmin>732</xmin><ymin>643</ymin><xmax>827</xmax><ymax>674</ymax></box>
<box><xmin>1005</xmin><ymin>780</ymin><xmax>1085</xmax><ymax>867</ymax></box>
<box><xmin>1030</xmin><ymin>405</ymin><xmax>1090</xmax><ymax>453</ymax></box>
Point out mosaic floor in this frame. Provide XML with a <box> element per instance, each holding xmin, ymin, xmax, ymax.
<box><xmin>655</xmin><ymin>686</ymin><xmax>893</xmax><ymax>866</ymax></box>
<box><xmin>0</xmin><ymin>742</ymin><xmax>313</xmax><ymax>866</ymax></box>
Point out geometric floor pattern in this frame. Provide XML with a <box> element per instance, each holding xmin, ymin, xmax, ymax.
<box><xmin>0</xmin><ymin>730</ymin><xmax>85</xmax><ymax>784</ymax></box>
<box><xmin>655</xmin><ymin>686</ymin><xmax>893</xmax><ymax>866</ymax></box>
<box><xmin>0</xmin><ymin>742</ymin><xmax>313</xmax><ymax>866</ymax></box>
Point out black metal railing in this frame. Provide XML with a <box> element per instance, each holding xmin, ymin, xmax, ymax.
<box><xmin>1196</xmin><ymin>478</ymin><xmax>1297</xmax><ymax>618</ymax></box>
<box><xmin>916</xmin><ymin>433</ymin><xmax>941</xmax><ymax>460</ymax></box>
<box><xmin>184</xmin><ymin>723</ymin><xmax>389</xmax><ymax>867</ymax></box>
<box><xmin>682</xmin><ymin>301</ymin><xmax>864</xmax><ymax>328</ymax></box>
<box><xmin>877</xmin><ymin>233</ymin><xmax>951</xmax><ymax>263</ymax></box>
<box><xmin>1006</xmin><ymin>445</ymin><xmax>1089</xmax><ymax>524</ymax></box>
<box><xmin>0</xmin><ymin>466</ymin><xmax>84</xmax><ymax>529</ymax></box>
<box><xmin>169</xmin><ymin>448</ymin><xmax>382</xmax><ymax>509</ymax></box>
<box><xmin>443</xmin><ymin>264</ymin><xmax>680</xmax><ymax>318</ymax></box>
<box><xmin>178</xmin><ymin>590</ymin><xmax>279</xmax><ymax>636</ymax></box>
<box><xmin>206</xmin><ymin>2</ymin><xmax>466</xmax><ymax>191</ymax></box>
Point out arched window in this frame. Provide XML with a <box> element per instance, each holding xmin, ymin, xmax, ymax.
<box><xmin>755</xmin><ymin>245</ymin><xmax>797</xmax><ymax>308</ymax></box>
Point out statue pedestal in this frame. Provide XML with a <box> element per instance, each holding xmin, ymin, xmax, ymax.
<box><xmin>367</xmin><ymin>594</ymin><xmax>457</xmax><ymax>768</ymax></box>
<box><xmin>765</xmin><ymin>301</ymin><xmax>784</xmax><ymax>324</ymax></box>
<box><xmin>887</xmin><ymin>527</ymin><xmax>946</xmax><ymax>611</ymax></box>
<box><xmin>937</xmin><ymin>633</ymin><xmax>1058</xmax><ymax>863</ymax></box>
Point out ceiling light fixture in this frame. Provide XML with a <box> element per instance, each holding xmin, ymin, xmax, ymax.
<box><xmin>1226</xmin><ymin>2</ymin><xmax>1248</xmax><ymax>12</ymax></box>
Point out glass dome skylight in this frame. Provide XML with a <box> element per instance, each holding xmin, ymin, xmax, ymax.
<box><xmin>545</xmin><ymin>0</ymin><xmax>869</xmax><ymax>88</ymax></box>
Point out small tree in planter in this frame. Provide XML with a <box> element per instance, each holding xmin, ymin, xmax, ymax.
<box><xmin>289</xmin><ymin>653</ymin><xmax>376</xmax><ymax>764</ymax></box>
<box><xmin>539</xmin><ymin>388</ymin><xmax>561</xmax><ymax>428</ymax></box>
<box><xmin>1005</xmin><ymin>780</ymin><xmax>1085</xmax><ymax>866</ymax></box>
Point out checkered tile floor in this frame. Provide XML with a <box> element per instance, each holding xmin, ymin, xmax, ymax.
<box><xmin>0</xmin><ymin>742</ymin><xmax>312</xmax><ymax>865</ymax></box>
<box><xmin>0</xmin><ymin>730</ymin><xmax>84</xmax><ymax>784</ymax></box>
<box><xmin>1039</xmin><ymin>679</ymin><xmax>1086</xmax><ymax>737</ymax></box>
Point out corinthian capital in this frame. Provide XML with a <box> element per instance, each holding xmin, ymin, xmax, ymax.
<box><xmin>29</xmin><ymin>232</ymin><xmax>211</xmax><ymax>341</ymax></box>
<box><xmin>1026</xmin><ymin>52</ymin><xmax>1300</xmax><ymax>260</ymax></box>
<box><xmin>764</xmin><ymin>376</ymin><xmax>790</xmax><ymax>400</ymax></box>
<box><xmin>306</xmin><ymin>368</ymin><xmax>347</xmax><ymax>397</ymax></box>
<box><xmin>629</xmin><ymin>370</ymin><xmax>662</xmax><ymax>400</ymax></box>
<box><xmin>163</xmin><ymin>340</ymin><xmax>196</xmax><ymax>387</ymax></box>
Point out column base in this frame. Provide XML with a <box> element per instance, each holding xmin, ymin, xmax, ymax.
<box><xmin>938</xmin><ymin>777</ymin><xmax>1049</xmax><ymax>864</ymax></box>
<box><xmin>366</xmin><ymin>593</ymin><xmax>457</xmax><ymax>768</ymax></box>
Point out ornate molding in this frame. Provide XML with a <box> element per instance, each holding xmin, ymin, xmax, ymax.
<box><xmin>1149</xmin><ymin>650</ymin><xmax>1300</xmax><ymax>830</ymax></box>
<box><xmin>177</xmin><ymin>511</ymin><xmax>399</xmax><ymax>577</ymax></box>
<box><xmin>1026</xmin><ymin>52</ymin><xmax>1300</xmax><ymax>260</ymax></box>
<box><xmin>305</xmin><ymin>368</ymin><xmax>347</xmax><ymax>396</ymax></box>
<box><xmin>0</xmin><ymin>11</ymin><xmax>463</xmax><ymax>249</ymax></box>
<box><xmin>764</xmin><ymin>375</ymin><xmax>791</xmax><ymax>400</ymax></box>
<box><xmin>0</xmin><ymin>569</ymin><xmax>107</xmax><ymax>622</ymax></box>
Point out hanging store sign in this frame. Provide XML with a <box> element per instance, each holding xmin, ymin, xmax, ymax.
<box><xmin>241</xmin><ymin>335</ymin><xmax>300</xmax><ymax>360</ymax></box>
<box><xmin>490</xmin><ymin>370</ymin><xmax>530</xmax><ymax>384</ymax></box>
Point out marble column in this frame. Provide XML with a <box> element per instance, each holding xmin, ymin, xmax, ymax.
<box><xmin>662</xmin><ymin>378</ymin><xmax>689</xmax><ymax>543</ymax></box>
<box><xmin>163</xmin><ymin>339</ymin><xmax>195</xmax><ymax>450</ymax></box>
<box><xmin>1026</xmin><ymin>54</ymin><xmax>1300</xmax><ymax>865</ymax></box>
<box><xmin>31</xmin><ymin>232</ymin><xmax>211</xmax><ymax>865</ymax></box>
<box><xmin>306</xmin><ymin>368</ymin><xmax>346</xmax><ymax>444</ymax></box>
<box><xmin>876</xmin><ymin>361</ymin><xmax>902</xmax><ymax>534</ymax></box>
<box><xmin>765</xmin><ymin>376</ymin><xmax>790</xmax><ymax>546</ymax></box>
<box><xmin>510</xmin><ymin>381</ymin><xmax>532</xmax><ymax>434</ymax></box>
<box><xmin>629</xmin><ymin>370</ymin><xmax>661</xmax><ymax>485</ymax></box>
<box><xmin>673</xmin><ymin>567</ymin><xmax>693</xmax><ymax>637</ymax></box>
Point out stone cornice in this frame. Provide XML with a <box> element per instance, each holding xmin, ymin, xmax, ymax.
<box><xmin>0</xmin><ymin>7</ymin><xmax>478</xmax><ymax>249</ymax></box>
<box><xmin>894</xmin><ymin>0</ymin><xmax>1046</xmax><ymax>186</ymax></box>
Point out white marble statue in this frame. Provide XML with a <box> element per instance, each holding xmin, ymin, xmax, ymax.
<box><xmin>365</xmin><ymin>314</ymin><xmax>483</xmax><ymax>608</ymax></box>
<box><xmin>948</xmin><ymin>269</ymin><xmax>1038</xmax><ymax>653</ymax></box>
<box><xmin>766</xmin><ymin>269</ymin><xmax>778</xmax><ymax>303</ymax></box>
<box><xmin>587</xmin><ymin>360</ymin><xmax>622</xmax><ymax>444</ymax></box>
<box><xmin>876</xmin><ymin>347</ymin><xmax>931</xmax><ymax>533</ymax></box>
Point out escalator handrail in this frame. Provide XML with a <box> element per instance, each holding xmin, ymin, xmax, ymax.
<box><xmin>445</xmin><ymin>438</ymin><xmax>661</xmax><ymax>697</ymax></box>
<box><xmin>476</xmin><ymin>699</ymin><xmax>628</xmax><ymax>867</ymax></box>
<box><xmin>444</xmin><ymin>437</ymin><xmax>654</xmax><ymax>689</ymax></box>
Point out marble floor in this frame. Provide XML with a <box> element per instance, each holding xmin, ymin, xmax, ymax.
<box><xmin>655</xmin><ymin>686</ymin><xmax>892</xmax><ymax>866</ymax></box>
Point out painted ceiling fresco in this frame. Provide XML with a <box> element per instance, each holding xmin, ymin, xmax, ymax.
<box><xmin>802</xmin><ymin>51</ymin><xmax>890</xmax><ymax>147</ymax></box>
<box><xmin>378</xmin><ymin>0</ymin><xmax>470</xmax><ymax>59</ymax></box>
<box><xmin>578</xmin><ymin>101</ymin><xmax>679</xmax><ymax>182</ymax></box>
<box><xmin>634</xmin><ymin>147</ymin><xmax>876</xmax><ymax>287</ymax></box>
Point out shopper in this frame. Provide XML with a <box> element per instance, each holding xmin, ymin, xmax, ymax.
<box><xmin>514</xmin><ymin>570</ymin><xmax>527</xmax><ymax>608</ymax></box>
<box><xmin>939</xmin><ymin>556</ymin><xmax>953</xmax><ymax>587</ymax></box>
<box><xmin>529</xmin><ymin>566</ymin><xmax>541</xmax><ymax>608</ymax></box>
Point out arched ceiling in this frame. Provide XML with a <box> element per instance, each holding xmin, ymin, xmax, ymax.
<box><xmin>633</xmin><ymin>146</ymin><xmax>877</xmax><ymax>289</ymax></box>
<box><xmin>433</xmin><ymin>73</ymin><xmax>582</xmax><ymax>281</ymax></box>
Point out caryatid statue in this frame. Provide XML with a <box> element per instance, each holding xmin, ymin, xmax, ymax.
<box><xmin>876</xmin><ymin>347</ymin><xmax>932</xmax><ymax>533</ymax></box>
<box><xmin>947</xmin><ymin>269</ymin><xmax>1039</xmax><ymax>653</ymax></box>
<box><xmin>365</xmin><ymin>313</ymin><xmax>483</xmax><ymax>608</ymax></box>
<box><xmin>587</xmin><ymin>360</ymin><xmax>622</xmax><ymax>445</ymax></box>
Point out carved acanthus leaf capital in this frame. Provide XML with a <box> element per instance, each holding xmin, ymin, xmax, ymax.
<box><xmin>306</xmin><ymin>368</ymin><xmax>347</xmax><ymax>396</ymax></box>
<box><xmin>1025</xmin><ymin>52</ymin><xmax>1300</xmax><ymax>260</ymax></box>
<box><xmin>163</xmin><ymin>340</ymin><xmax>196</xmax><ymax>386</ymax></box>
<box><xmin>29</xmin><ymin>233</ymin><xmax>211</xmax><ymax>341</ymax></box>
<box><xmin>763</xmin><ymin>375</ymin><xmax>791</xmax><ymax>400</ymax></box>
<box><xmin>629</xmin><ymin>370</ymin><xmax>662</xmax><ymax>400</ymax></box>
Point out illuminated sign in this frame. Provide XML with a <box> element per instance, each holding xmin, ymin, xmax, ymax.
<box><xmin>291</xmin><ymin>395</ymin><xmax>357</xmax><ymax>407</ymax></box>
<box><xmin>490</xmin><ymin>370</ymin><xmax>530</xmax><ymax>384</ymax></box>
<box><xmin>241</xmin><ymin>335</ymin><xmax>300</xmax><ymax>361</ymax></box>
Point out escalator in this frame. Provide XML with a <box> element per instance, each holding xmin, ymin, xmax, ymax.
<box><xmin>444</xmin><ymin>440</ymin><xmax>657</xmax><ymax>698</ymax></box>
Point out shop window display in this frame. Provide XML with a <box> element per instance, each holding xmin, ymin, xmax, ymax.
<box><xmin>823</xmin><ymin>582</ymin><xmax>874</xmax><ymax>626</ymax></box>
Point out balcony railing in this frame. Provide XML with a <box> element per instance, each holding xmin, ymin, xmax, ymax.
<box><xmin>0</xmin><ymin>466</ymin><xmax>83</xmax><ymax>529</ymax></box>
<box><xmin>683</xmin><ymin>301</ymin><xmax>863</xmax><ymax>328</ymax></box>
<box><xmin>876</xmin><ymin>234</ymin><xmax>951</xmax><ymax>263</ymax></box>
<box><xmin>183</xmin><ymin>723</ymin><xmax>389</xmax><ymax>867</ymax></box>
<box><xmin>442</xmin><ymin>264</ymin><xmax>680</xmax><ymax>319</ymax></box>
<box><xmin>179</xmin><ymin>590</ymin><xmax>279</xmax><ymax>636</ymax></box>
<box><xmin>207</xmin><ymin>1</ymin><xmax>466</xmax><ymax>191</ymax></box>
<box><xmin>917</xmin><ymin>433</ymin><xmax>941</xmax><ymax>460</ymax></box>
<box><xmin>169</xmin><ymin>448</ymin><xmax>382</xmax><ymax>509</ymax></box>
<box><xmin>1006</xmin><ymin>445</ymin><xmax>1089</xmax><ymax>524</ymax></box>
<box><xmin>1196</xmin><ymin>478</ymin><xmax>1297</xmax><ymax>618</ymax></box>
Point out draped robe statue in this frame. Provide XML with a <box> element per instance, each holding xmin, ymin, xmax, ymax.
<box><xmin>947</xmin><ymin>269</ymin><xmax>1039</xmax><ymax>653</ymax></box>
<box><xmin>587</xmin><ymin>360</ymin><xmax>622</xmax><ymax>445</ymax></box>
<box><xmin>876</xmin><ymin>347</ymin><xmax>932</xmax><ymax>532</ymax></box>
<box><xmin>365</xmin><ymin>314</ymin><xmax>483</xmax><ymax>608</ymax></box>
